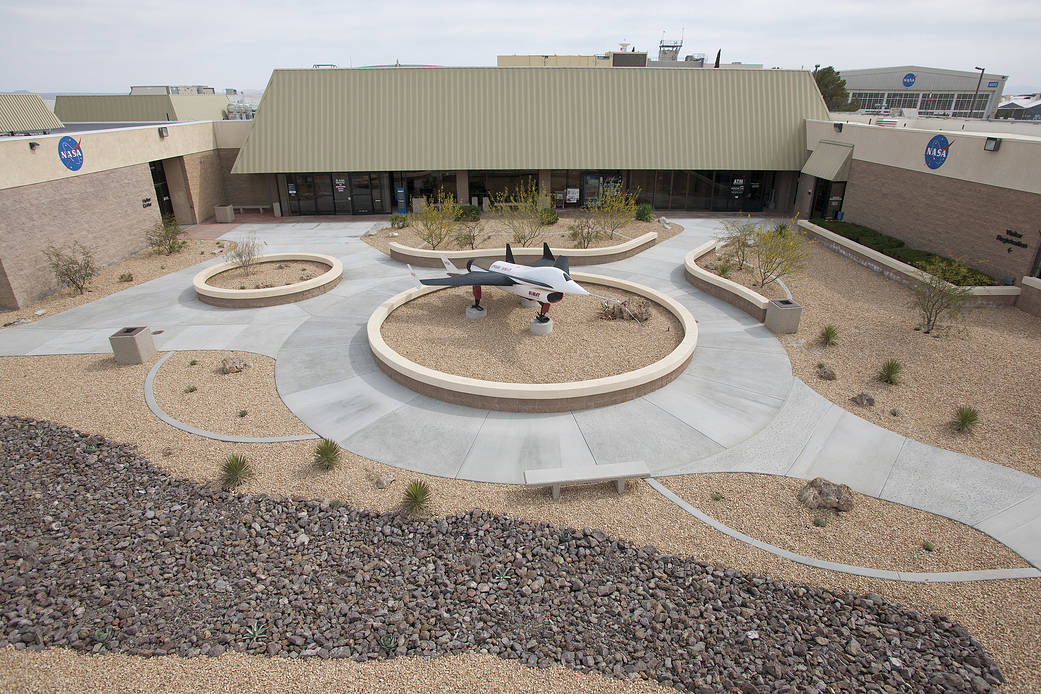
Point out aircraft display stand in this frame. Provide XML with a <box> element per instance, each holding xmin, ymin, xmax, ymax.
<box><xmin>530</xmin><ymin>317</ymin><xmax>553</xmax><ymax>335</ymax></box>
<box><xmin>465</xmin><ymin>306</ymin><xmax>486</xmax><ymax>320</ymax></box>
<box><xmin>520</xmin><ymin>298</ymin><xmax>540</xmax><ymax>308</ymax></box>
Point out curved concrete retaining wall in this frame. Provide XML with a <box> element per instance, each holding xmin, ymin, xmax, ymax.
<box><xmin>798</xmin><ymin>220</ymin><xmax>1021</xmax><ymax>309</ymax></box>
<box><xmin>1019</xmin><ymin>277</ymin><xmax>1041</xmax><ymax>318</ymax></box>
<box><xmin>367</xmin><ymin>272</ymin><xmax>698</xmax><ymax>413</ymax></box>
<box><xmin>684</xmin><ymin>240</ymin><xmax>770</xmax><ymax>322</ymax></box>
<box><xmin>388</xmin><ymin>232</ymin><xmax>658</xmax><ymax>268</ymax></box>
<box><xmin>193</xmin><ymin>253</ymin><xmax>342</xmax><ymax>308</ymax></box>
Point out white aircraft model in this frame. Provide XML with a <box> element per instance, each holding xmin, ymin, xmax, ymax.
<box><xmin>418</xmin><ymin>243</ymin><xmax>588</xmax><ymax>323</ymax></box>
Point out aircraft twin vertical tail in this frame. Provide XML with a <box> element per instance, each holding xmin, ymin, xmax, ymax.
<box><xmin>542</xmin><ymin>242</ymin><xmax>555</xmax><ymax>261</ymax></box>
<box><xmin>440</xmin><ymin>255</ymin><xmax>461</xmax><ymax>275</ymax></box>
<box><xmin>505</xmin><ymin>244</ymin><xmax>515</xmax><ymax>263</ymax></box>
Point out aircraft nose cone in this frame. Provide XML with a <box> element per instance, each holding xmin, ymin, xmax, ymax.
<box><xmin>564</xmin><ymin>280</ymin><xmax>589</xmax><ymax>295</ymax></box>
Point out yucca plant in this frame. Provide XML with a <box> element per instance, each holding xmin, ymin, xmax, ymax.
<box><xmin>877</xmin><ymin>359</ymin><xmax>902</xmax><ymax>385</ymax></box>
<box><xmin>221</xmin><ymin>454</ymin><xmax>252</xmax><ymax>489</ymax></box>
<box><xmin>820</xmin><ymin>325</ymin><xmax>838</xmax><ymax>347</ymax></box>
<box><xmin>402</xmin><ymin>480</ymin><xmax>431</xmax><ymax>515</ymax></box>
<box><xmin>313</xmin><ymin>438</ymin><xmax>341</xmax><ymax>471</ymax></box>
<box><xmin>952</xmin><ymin>406</ymin><xmax>979</xmax><ymax>434</ymax></box>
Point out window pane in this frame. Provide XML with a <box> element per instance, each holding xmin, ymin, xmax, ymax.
<box><xmin>670</xmin><ymin>171</ymin><xmax>687</xmax><ymax>209</ymax></box>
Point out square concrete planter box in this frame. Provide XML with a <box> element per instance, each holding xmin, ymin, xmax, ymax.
<box><xmin>109</xmin><ymin>326</ymin><xmax>156</xmax><ymax>365</ymax></box>
<box><xmin>765</xmin><ymin>299</ymin><xmax>802</xmax><ymax>334</ymax></box>
<box><xmin>214</xmin><ymin>204</ymin><xmax>235</xmax><ymax>223</ymax></box>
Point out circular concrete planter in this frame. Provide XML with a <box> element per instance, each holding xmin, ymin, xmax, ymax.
<box><xmin>367</xmin><ymin>272</ymin><xmax>698</xmax><ymax>412</ymax></box>
<box><xmin>193</xmin><ymin>253</ymin><xmax>343</xmax><ymax>308</ymax></box>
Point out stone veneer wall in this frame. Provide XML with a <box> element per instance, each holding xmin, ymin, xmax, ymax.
<box><xmin>0</xmin><ymin>163</ymin><xmax>160</xmax><ymax>308</ymax></box>
<box><xmin>841</xmin><ymin>160</ymin><xmax>1040</xmax><ymax>284</ymax></box>
<box><xmin>217</xmin><ymin>149</ymin><xmax>271</xmax><ymax>208</ymax></box>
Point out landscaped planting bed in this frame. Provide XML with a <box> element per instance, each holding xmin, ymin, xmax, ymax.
<box><xmin>0</xmin><ymin>416</ymin><xmax>1004</xmax><ymax>693</ymax></box>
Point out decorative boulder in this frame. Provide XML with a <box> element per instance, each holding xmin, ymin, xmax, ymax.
<box><xmin>798</xmin><ymin>477</ymin><xmax>854</xmax><ymax>512</ymax></box>
<box><xmin>817</xmin><ymin>368</ymin><xmax>837</xmax><ymax>381</ymax></box>
<box><xmin>850</xmin><ymin>392</ymin><xmax>875</xmax><ymax>407</ymax></box>
<box><xmin>375</xmin><ymin>473</ymin><xmax>395</xmax><ymax>490</ymax></box>
<box><xmin>219</xmin><ymin>358</ymin><xmax>250</xmax><ymax>374</ymax></box>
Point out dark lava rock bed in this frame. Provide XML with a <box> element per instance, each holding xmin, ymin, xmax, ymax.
<box><xmin>0</xmin><ymin>416</ymin><xmax>1003</xmax><ymax>692</ymax></box>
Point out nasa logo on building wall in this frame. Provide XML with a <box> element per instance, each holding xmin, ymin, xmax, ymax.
<box><xmin>58</xmin><ymin>136</ymin><xmax>84</xmax><ymax>171</ymax></box>
<box><xmin>924</xmin><ymin>134</ymin><xmax>953</xmax><ymax>170</ymax></box>
<box><xmin>902</xmin><ymin>73</ymin><xmax>916</xmax><ymax>88</ymax></box>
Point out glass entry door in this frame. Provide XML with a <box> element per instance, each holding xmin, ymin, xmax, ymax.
<box><xmin>350</xmin><ymin>175</ymin><xmax>373</xmax><ymax>213</ymax></box>
<box><xmin>314</xmin><ymin>175</ymin><xmax>335</xmax><ymax>214</ymax></box>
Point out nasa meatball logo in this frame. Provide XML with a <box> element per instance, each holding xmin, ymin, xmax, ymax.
<box><xmin>924</xmin><ymin>134</ymin><xmax>953</xmax><ymax>170</ymax></box>
<box><xmin>58</xmin><ymin>136</ymin><xmax>84</xmax><ymax>171</ymax></box>
<box><xmin>902</xmin><ymin>72</ymin><xmax>916</xmax><ymax>88</ymax></box>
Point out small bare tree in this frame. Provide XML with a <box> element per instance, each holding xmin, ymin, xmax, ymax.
<box><xmin>452</xmin><ymin>219</ymin><xmax>489</xmax><ymax>250</ymax></box>
<box><xmin>44</xmin><ymin>241</ymin><xmax>98</xmax><ymax>294</ymax></box>
<box><xmin>587</xmin><ymin>187</ymin><xmax>638</xmax><ymax>240</ymax></box>
<box><xmin>411</xmin><ymin>187</ymin><xmax>459</xmax><ymax>250</ymax></box>
<box><xmin>230</xmin><ymin>231</ymin><xmax>266</xmax><ymax>276</ymax></box>
<box><xmin>567</xmin><ymin>212</ymin><xmax>601</xmax><ymax>249</ymax></box>
<box><xmin>750</xmin><ymin>220</ymin><xmax>809</xmax><ymax>289</ymax></box>
<box><xmin>145</xmin><ymin>214</ymin><xmax>187</xmax><ymax>256</ymax></box>
<box><xmin>717</xmin><ymin>216</ymin><xmax>758</xmax><ymax>269</ymax></box>
<box><xmin>488</xmin><ymin>180</ymin><xmax>546</xmax><ymax>247</ymax></box>
<box><xmin>910</xmin><ymin>258</ymin><xmax>973</xmax><ymax>334</ymax></box>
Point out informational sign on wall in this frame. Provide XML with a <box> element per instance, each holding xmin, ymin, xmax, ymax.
<box><xmin>565</xmin><ymin>188</ymin><xmax>580</xmax><ymax>204</ymax></box>
<box><xmin>334</xmin><ymin>178</ymin><xmax>346</xmax><ymax>193</ymax></box>
<box><xmin>57</xmin><ymin>136</ymin><xmax>83</xmax><ymax>171</ymax></box>
<box><xmin>924</xmin><ymin>134</ymin><xmax>953</xmax><ymax>170</ymax></box>
<box><xmin>902</xmin><ymin>73</ymin><xmax>917</xmax><ymax>88</ymax></box>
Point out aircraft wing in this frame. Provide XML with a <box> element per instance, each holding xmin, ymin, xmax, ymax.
<box><xmin>420</xmin><ymin>271</ymin><xmax>516</xmax><ymax>287</ymax></box>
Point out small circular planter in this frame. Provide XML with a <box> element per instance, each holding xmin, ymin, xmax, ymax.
<box><xmin>193</xmin><ymin>253</ymin><xmax>343</xmax><ymax>308</ymax></box>
<box><xmin>367</xmin><ymin>272</ymin><xmax>698</xmax><ymax>413</ymax></box>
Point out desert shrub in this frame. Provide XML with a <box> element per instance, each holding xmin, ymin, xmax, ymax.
<box><xmin>538</xmin><ymin>207</ymin><xmax>558</xmax><ymax>226</ymax></box>
<box><xmin>710</xmin><ymin>492</ymin><xmax>722</xmax><ymax>502</ymax></box>
<box><xmin>411</xmin><ymin>187</ymin><xmax>459</xmax><ymax>250</ymax></box>
<box><xmin>567</xmin><ymin>215</ymin><xmax>601</xmax><ymax>249</ymax></box>
<box><xmin>44</xmin><ymin>241</ymin><xmax>99</xmax><ymax>294</ymax></box>
<box><xmin>598</xmin><ymin>298</ymin><xmax>652</xmax><ymax>322</ymax></box>
<box><xmin>489</xmin><ymin>181</ymin><xmax>548</xmax><ymax>247</ymax></box>
<box><xmin>221</xmin><ymin>454</ymin><xmax>252</xmax><ymax>488</ymax></box>
<box><xmin>238</xmin><ymin>409</ymin><xmax>247</xmax><ymax>418</ymax></box>
<box><xmin>635</xmin><ymin>203</ymin><xmax>655</xmax><ymax>222</ymax></box>
<box><xmin>453</xmin><ymin>220</ymin><xmax>489</xmax><ymax>250</ymax></box>
<box><xmin>820</xmin><ymin>325</ymin><xmax>838</xmax><ymax>346</ymax></box>
<box><xmin>812</xmin><ymin>516</ymin><xmax>827</xmax><ymax>527</ymax></box>
<box><xmin>456</xmin><ymin>204</ymin><xmax>481</xmax><ymax>222</ymax></box>
<box><xmin>750</xmin><ymin>220</ymin><xmax>809</xmax><ymax>289</ymax></box>
<box><xmin>229</xmin><ymin>232</ymin><xmax>266</xmax><ymax>276</ymax></box>
<box><xmin>146</xmin><ymin>214</ymin><xmax>187</xmax><ymax>256</ymax></box>
<box><xmin>910</xmin><ymin>258</ymin><xmax>973</xmax><ymax>333</ymax></box>
<box><xmin>313</xmin><ymin>438</ymin><xmax>341</xmax><ymax>471</ymax></box>
<box><xmin>718</xmin><ymin>217</ymin><xmax>757</xmax><ymax>269</ymax></box>
<box><xmin>717</xmin><ymin>260</ymin><xmax>732</xmax><ymax>279</ymax></box>
<box><xmin>922</xmin><ymin>540</ymin><xmax>935</xmax><ymax>552</ymax></box>
<box><xmin>118</xmin><ymin>272</ymin><xmax>134</xmax><ymax>283</ymax></box>
<box><xmin>877</xmin><ymin>359</ymin><xmax>902</xmax><ymax>385</ymax></box>
<box><xmin>390</xmin><ymin>213</ymin><xmax>410</xmax><ymax>229</ymax></box>
<box><xmin>952</xmin><ymin>406</ymin><xmax>979</xmax><ymax>433</ymax></box>
<box><xmin>402</xmin><ymin>480</ymin><xmax>431</xmax><ymax>515</ymax></box>
<box><xmin>587</xmin><ymin>187</ymin><xmax>638</xmax><ymax>239</ymax></box>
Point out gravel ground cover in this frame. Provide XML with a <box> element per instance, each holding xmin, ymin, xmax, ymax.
<box><xmin>661</xmin><ymin>474</ymin><xmax>1028</xmax><ymax>573</ymax></box>
<box><xmin>0</xmin><ymin>240</ymin><xmax>233</xmax><ymax>328</ymax></box>
<box><xmin>0</xmin><ymin>416</ymin><xmax>1005</xmax><ymax>693</ymax></box>
<box><xmin>695</xmin><ymin>250</ymin><xmax>788</xmax><ymax>301</ymax></box>
<box><xmin>0</xmin><ymin>647</ymin><xmax>673</xmax><ymax>694</ymax></box>
<box><xmin>715</xmin><ymin>242</ymin><xmax>1041</xmax><ymax>478</ymax></box>
<box><xmin>362</xmin><ymin>218</ymin><xmax>678</xmax><ymax>256</ymax></box>
<box><xmin>380</xmin><ymin>283</ymin><xmax>682</xmax><ymax>383</ymax></box>
<box><xmin>152</xmin><ymin>351</ymin><xmax>312</xmax><ymax>438</ymax></box>
<box><xmin>0</xmin><ymin>354</ymin><xmax>1039</xmax><ymax>689</ymax></box>
<box><xmin>206</xmin><ymin>260</ymin><xmax>331</xmax><ymax>290</ymax></box>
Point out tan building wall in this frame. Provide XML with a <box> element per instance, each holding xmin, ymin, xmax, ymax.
<box><xmin>841</xmin><ymin>160</ymin><xmax>1040</xmax><ymax>282</ymax></box>
<box><xmin>182</xmin><ymin>150</ymin><xmax>225</xmax><ymax>223</ymax></box>
<box><xmin>0</xmin><ymin>163</ymin><xmax>160</xmax><ymax>308</ymax></box>
<box><xmin>217</xmin><ymin>149</ymin><xmax>271</xmax><ymax>208</ymax></box>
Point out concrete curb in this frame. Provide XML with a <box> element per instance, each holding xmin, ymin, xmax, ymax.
<box><xmin>192</xmin><ymin>252</ymin><xmax>343</xmax><ymax>307</ymax></box>
<box><xmin>144</xmin><ymin>352</ymin><xmax>319</xmax><ymax>444</ymax></box>
<box><xmin>646</xmin><ymin>478</ymin><xmax>1041</xmax><ymax>584</ymax></box>
<box><xmin>388</xmin><ymin>232</ymin><xmax>658</xmax><ymax>268</ymax></box>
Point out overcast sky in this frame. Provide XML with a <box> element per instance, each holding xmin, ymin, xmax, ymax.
<box><xmin>3</xmin><ymin>0</ymin><xmax>1039</xmax><ymax>94</ymax></box>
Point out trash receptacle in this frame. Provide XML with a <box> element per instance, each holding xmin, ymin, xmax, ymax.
<box><xmin>765</xmin><ymin>299</ymin><xmax>802</xmax><ymax>335</ymax></box>
<box><xmin>109</xmin><ymin>327</ymin><xmax>156</xmax><ymax>365</ymax></box>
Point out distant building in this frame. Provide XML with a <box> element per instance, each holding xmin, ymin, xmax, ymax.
<box><xmin>498</xmin><ymin>40</ymin><xmax>759</xmax><ymax>69</ymax></box>
<box><xmin>0</xmin><ymin>93</ymin><xmax>63</xmax><ymax>135</ymax></box>
<box><xmin>839</xmin><ymin>66</ymin><xmax>1007</xmax><ymax>118</ymax></box>
<box><xmin>54</xmin><ymin>92</ymin><xmax>230</xmax><ymax>123</ymax></box>
<box><xmin>996</xmin><ymin>97</ymin><xmax>1041</xmax><ymax>120</ymax></box>
<box><xmin>130</xmin><ymin>85</ymin><xmax>216</xmax><ymax>95</ymax></box>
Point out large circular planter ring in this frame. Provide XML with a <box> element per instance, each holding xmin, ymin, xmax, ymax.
<box><xmin>193</xmin><ymin>253</ymin><xmax>343</xmax><ymax>308</ymax></box>
<box><xmin>367</xmin><ymin>272</ymin><xmax>698</xmax><ymax>413</ymax></box>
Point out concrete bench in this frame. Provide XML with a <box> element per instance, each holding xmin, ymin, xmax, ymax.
<box><xmin>524</xmin><ymin>461</ymin><xmax>651</xmax><ymax>500</ymax></box>
<box><xmin>232</xmin><ymin>204</ymin><xmax>271</xmax><ymax>214</ymax></box>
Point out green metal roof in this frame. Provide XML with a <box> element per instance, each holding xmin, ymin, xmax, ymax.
<box><xmin>232</xmin><ymin>67</ymin><xmax>830</xmax><ymax>174</ymax></box>
<box><xmin>53</xmin><ymin>94</ymin><xmax>229</xmax><ymax>122</ymax></box>
<box><xmin>0</xmin><ymin>93</ymin><xmax>64</xmax><ymax>133</ymax></box>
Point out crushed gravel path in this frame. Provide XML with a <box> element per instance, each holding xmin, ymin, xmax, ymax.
<box><xmin>0</xmin><ymin>416</ymin><xmax>1005</xmax><ymax>693</ymax></box>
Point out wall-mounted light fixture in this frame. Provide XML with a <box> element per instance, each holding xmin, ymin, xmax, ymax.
<box><xmin>28</xmin><ymin>141</ymin><xmax>40</xmax><ymax>151</ymax></box>
<box><xmin>158</xmin><ymin>126</ymin><xmax>169</xmax><ymax>138</ymax></box>
<box><xmin>833</xmin><ymin>123</ymin><xmax>843</xmax><ymax>132</ymax></box>
<box><xmin>984</xmin><ymin>137</ymin><xmax>1001</xmax><ymax>151</ymax></box>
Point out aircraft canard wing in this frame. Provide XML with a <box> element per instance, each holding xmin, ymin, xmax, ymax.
<box><xmin>420</xmin><ymin>271</ymin><xmax>516</xmax><ymax>287</ymax></box>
